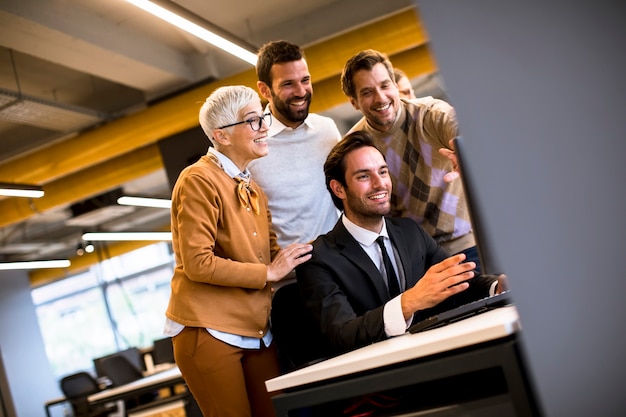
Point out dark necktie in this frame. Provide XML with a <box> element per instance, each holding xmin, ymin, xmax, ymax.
<box><xmin>376</xmin><ymin>236</ymin><xmax>401</xmax><ymax>297</ymax></box>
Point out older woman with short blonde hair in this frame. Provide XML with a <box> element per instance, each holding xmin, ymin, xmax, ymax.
<box><xmin>164</xmin><ymin>85</ymin><xmax>312</xmax><ymax>417</ymax></box>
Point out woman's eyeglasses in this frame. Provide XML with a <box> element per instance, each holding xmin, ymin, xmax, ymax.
<box><xmin>219</xmin><ymin>113</ymin><xmax>272</xmax><ymax>131</ymax></box>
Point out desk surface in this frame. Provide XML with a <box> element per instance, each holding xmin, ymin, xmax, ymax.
<box><xmin>265</xmin><ymin>305</ymin><xmax>520</xmax><ymax>392</ymax></box>
<box><xmin>88</xmin><ymin>366</ymin><xmax>182</xmax><ymax>403</ymax></box>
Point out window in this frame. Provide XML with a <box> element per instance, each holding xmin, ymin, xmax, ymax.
<box><xmin>31</xmin><ymin>243</ymin><xmax>174</xmax><ymax>378</ymax></box>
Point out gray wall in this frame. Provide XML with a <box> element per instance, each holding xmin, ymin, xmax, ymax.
<box><xmin>0</xmin><ymin>271</ymin><xmax>60</xmax><ymax>417</ymax></box>
<box><xmin>417</xmin><ymin>1</ymin><xmax>625</xmax><ymax>416</ymax></box>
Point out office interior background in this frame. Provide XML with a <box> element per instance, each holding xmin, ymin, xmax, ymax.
<box><xmin>0</xmin><ymin>1</ymin><xmax>446</xmax><ymax>415</ymax></box>
<box><xmin>1</xmin><ymin>0</ymin><xmax>624</xmax><ymax>416</ymax></box>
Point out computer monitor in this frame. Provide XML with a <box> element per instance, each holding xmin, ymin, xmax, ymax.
<box><xmin>93</xmin><ymin>347</ymin><xmax>144</xmax><ymax>378</ymax></box>
<box><xmin>151</xmin><ymin>337</ymin><xmax>175</xmax><ymax>365</ymax></box>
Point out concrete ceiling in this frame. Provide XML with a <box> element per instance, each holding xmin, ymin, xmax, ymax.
<box><xmin>0</xmin><ymin>0</ymin><xmax>449</xmax><ymax>285</ymax></box>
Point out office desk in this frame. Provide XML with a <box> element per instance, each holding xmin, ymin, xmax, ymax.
<box><xmin>88</xmin><ymin>366</ymin><xmax>183</xmax><ymax>407</ymax></box>
<box><xmin>266</xmin><ymin>306</ymin><xmax>539</xmax><ymax>416</ymax></box>
<box><xmin>44</xmin><ymin>395</ymin><xmax>68</xmax><ymax>417</ymax></box>
<box><xmin>88</xmin><ymin>366</ymin><xmax>203</xmax><ymax>417</ymax></box>
<box><xmin>44</xmin><ymin>365</ymin><xmax>178</xmax><ymax>417</ymax></box>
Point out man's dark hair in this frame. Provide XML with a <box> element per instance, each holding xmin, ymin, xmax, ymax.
<box><xmin>324</xmin><ymin>130</ymin><xmax>384</xmax><ymax>211</ymax></box>
<box><xmin>256</xmin><ymin>40</ymin><xmax>306</xmax><ymax>87</ymax></box>
<box><xmin>340</xmin><ymin>49</ymin><xmax>394</xmax><ymax>99</ymax></box>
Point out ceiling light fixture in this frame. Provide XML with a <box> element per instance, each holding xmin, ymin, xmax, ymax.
<box><xmin>0</xmin><ymin>182</ymin><xmax>44</xmax><ymax>198</ymax></box>
<box><xmin>126</xmin><ymin>0</ymin><xmax>258</xmax><ymax>65</ymax></box>
<box><xmin>82</xmin><ymin>232</ymin><xmax>172</xmax><ymax>241</ymax></box>
<box><xmin>84</xmin><ymin>242</ymin><xmax>95</xmax><ymax>253</ymax></box>
<box><xmin>117</xmin><ymin>196</ymin><xmax>172</xmax><ymax>209</ymax></box>
<box><xmin>76</xmin><ymin>241</ymin><xmax>95</xmax><ymax>256</ymax></box>
<box><xmin>0</xmin><ymin>259</ymin><xmax>71</xmax><ymax>271</ymax></box>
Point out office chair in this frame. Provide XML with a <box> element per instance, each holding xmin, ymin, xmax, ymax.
<box><xmin>270</xmin><ymin>282</ymin><xmax>332</xmax><ymax>372</ymax></box>
<box><xmin>60</xmin><ymin>371</ymin><xmax>117</xmax><ymax>417</ymax></box>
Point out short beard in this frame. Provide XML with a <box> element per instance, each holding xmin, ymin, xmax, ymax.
<box><xmin>270</xmin><ymin>91</ymin><xmax>311</xmax><ymax>124</ymax></box>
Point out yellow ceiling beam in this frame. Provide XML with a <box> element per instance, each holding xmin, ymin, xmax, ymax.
<box><xmin>387</xmin><ymin>44</ymin><xmax>439</xmax><ymax>79</ymax></box>
<box><xmin>27</xmin><ymin>43</ymin><xmax>439</xmax><ymax>286</ymax></box>
<box><xmin>5</xmin><ymin>6</ymin><xmax>441</xmax><ymax>284</ymax></box>
<box><xmin>304</xmin><ymin>7</ymin><xmax>428</xmax><ymax>80</ymax></box>
<box><xmin>0</xmin><ymin>144</ymin><xmax>163</xmax><ymax>228</ymax></box>
<box><xmin>1</xmin><ymin>43</ymin><xmax>434</xmax><ymax>230</ymax></box>
<box><xmin>14</xmin><ymin>45</ymin><xmax>434</xmax><ymax>229</ymax></box>
<box><xmin>0</xmin><ymin>8</ymin><xmax>423</xmax><ymax>185</ymax></box>
<box><xmin>0</xmin><ymin>8</ymin><xmax>432</xmax><ymax>231</ymax></box>
<box><xmin>0</xmin><ymin>70</ymin><xmax>257</xmax><ymax>185</ymax></box>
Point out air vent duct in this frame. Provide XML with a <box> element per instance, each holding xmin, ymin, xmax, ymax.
<box><xmin>66</xmin><ymin>188</ymin><xmax>135</xmax><ymax>227</ymax></box>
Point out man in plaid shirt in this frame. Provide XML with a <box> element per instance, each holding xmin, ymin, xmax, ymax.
<box><xmin>340</xmin><ymin>49</ymin><xmax>478</xmax><ymax>269</ymax></box>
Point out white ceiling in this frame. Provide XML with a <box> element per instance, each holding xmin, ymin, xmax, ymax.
<box><xmin>0</xmin><ymin>0</ymin><xmax>448</xmax><ymax>274</ymax></box>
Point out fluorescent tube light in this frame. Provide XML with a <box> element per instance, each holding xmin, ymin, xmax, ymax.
<box><xmin>82</xmin><ymin>232</ymin><xmax>172</xmax><ymax>241</ymax></box>
<box><xmin>0</xmin><ymin>260</ymin><xmax>71</xmax><ymax>271</ymax></box>
<box><xmin>126</xmin><ymin>0</ymin><xmax>258</xmax><ymax>65</ymax></box>
<box><xmin>117</xmin><ymin>196</ymin><xmax>172</xmax><ymax>209</ymax></box>
<box><xmin>0</xmin><ymin>182</ymin><xmax>44</xmax><ymax>198</ymax></box>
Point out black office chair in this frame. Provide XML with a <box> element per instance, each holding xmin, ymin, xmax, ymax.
<box><xmin>270</xmin><ymin>282</ymin><xmax>333</xmax><ymax>372</ymax></box>
<box><xmin>60</xmin><ymin>372</ymin><xmax>117</xmax><ymax>417</ymax></box>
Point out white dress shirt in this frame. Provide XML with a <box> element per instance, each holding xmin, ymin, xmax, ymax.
<box><xmin>341</xmin><ymin>215</ymin><xmax>412</xmax><ymax>336</ymax></box>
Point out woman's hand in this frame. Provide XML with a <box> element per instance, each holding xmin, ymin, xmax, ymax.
<box><xmin>266</xmin><ymin>243</ymin><xmax>313</xmax><ymax>283</ymax></box>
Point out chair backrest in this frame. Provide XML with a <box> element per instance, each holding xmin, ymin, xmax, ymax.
<box><xmin>151</xmin><ymin>337</ymin><xmax>175</xmax><ymax>365</ymax></box>
<box><xmin>60</xmin><ymin>371</ymin><xmax>100</xmax><ymax>399</ymax></box>
<box><xmin>60</xmin><ymin>372</ymin><xmax>107</xmax><ymax>416</ymax></box>
<box><xmin>270</xmin><ymin>282</ymin><xmax>332</xmax><ymax>372</ymax></box>
<box><xmin>98</xmin><ymin>354</ymin><xmax>144</xmax><ymax>387</ymax></box>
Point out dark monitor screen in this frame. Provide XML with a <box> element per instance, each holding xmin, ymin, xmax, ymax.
<box><xmin>453</xmin><ymin>137</ymin><xmax>503</xmax><ymax>276</ymax></box>
<box><xmin>151</xmin><ymin>337</ymin><xmax>175</xmax><ymax>365</ymax></box>
<box><xmin>93</xmin><ymin>347</ymin><xmax>143</xmax><ymax>378</ymax></box>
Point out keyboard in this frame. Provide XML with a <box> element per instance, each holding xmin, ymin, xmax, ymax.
<box><xmin>408</xmin><ymin>291</ymin><xmax>513</xmax><ymax>334</ymax></box>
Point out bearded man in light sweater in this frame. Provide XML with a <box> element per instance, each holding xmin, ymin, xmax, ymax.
<box><xmin>248</xmin><ymin>40</ymin><xmax>342</xmax><ymax>372</ymax></box>
<box><xmin>248</xmin><ymin>41</ymin><xmax>341</xmax><ymax>258</ymax></box>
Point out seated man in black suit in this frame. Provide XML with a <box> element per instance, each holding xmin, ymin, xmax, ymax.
<box><xmin>296</xmin><ymin>130</ymin><xmax>507</xmax><ymax>356</ymax></box>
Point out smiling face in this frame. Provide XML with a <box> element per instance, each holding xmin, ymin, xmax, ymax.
<box><xmin>214</xmin><ymin>101</ymin><xmax>269</xmax><ymax>171</ymax></box>
<box><xmin>257</xmin><ymin>58</ymin><xmax>312</xmax><ymax>128</ymax></box>
<box><xmin>349</xmin><ymin>62</ymin><xmax>400</xmax><ymax>132</ymax></box>
<box><xmin>330</xmin><ymin>146</ymin><xmax>392</xmax><ymax>232</ymax></box>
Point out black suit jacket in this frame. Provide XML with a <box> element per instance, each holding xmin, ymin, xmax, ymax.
<box><xmin>295</xmin><ymin>216</ymin><xmax>495</xmax><ymax>356</ymax></box>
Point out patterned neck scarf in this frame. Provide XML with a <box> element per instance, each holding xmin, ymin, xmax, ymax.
<box><xmin>234</xmin><ymin>174</ymin><xmax>260</xmax><ymax>215</ymax></box>
<box><xmin>207</xmin><ymin>152</ymin><xmax>260</xmax><ymax>215</ymax></box>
